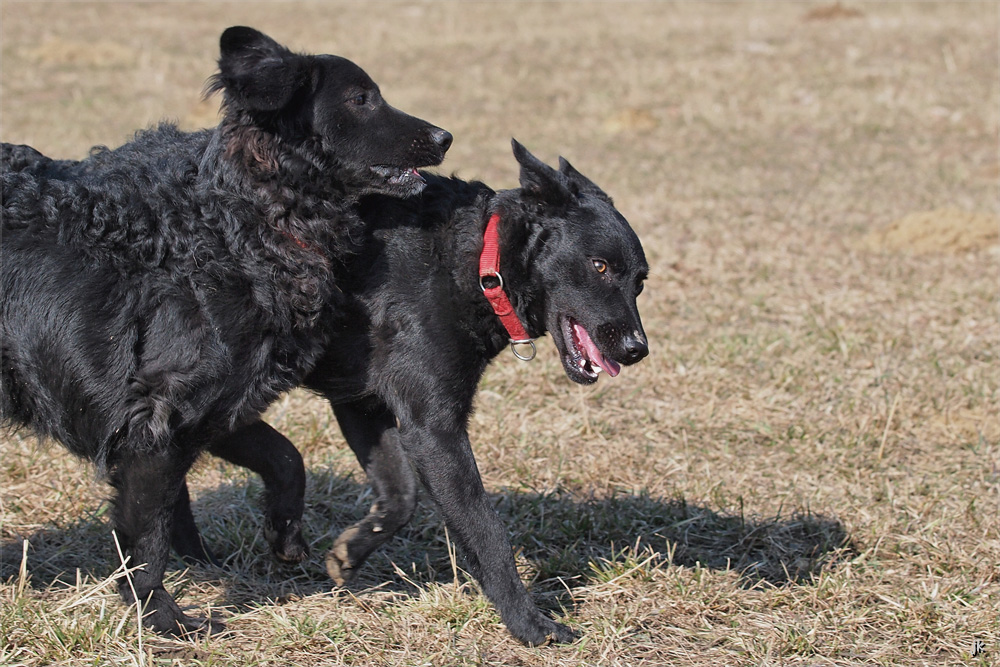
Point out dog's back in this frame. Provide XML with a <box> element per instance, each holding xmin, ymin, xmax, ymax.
<box><xmin>2</xmin><ymin>143</ymin><xmax>71</xmax><ymax>176</ymax></box>
<box><xmin>2</xmin><ymin>127</ymin><xmax>220</xmax><ymax>273</ymax></box>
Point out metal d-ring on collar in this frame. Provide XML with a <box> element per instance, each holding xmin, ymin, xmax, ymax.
<box><xmin>478</xmin><ymin>269</ymin><xmax>504</xmax><ymax>292</ymax></box>
<box><xmin>478</xmin><ymin>212</ymin><xmax>538</xmax><ymax>362</ymax></box>
<box><xmin>509</xmin><ymin>339</ymin><xmax>537</xmax><ymax>361</ymax></box>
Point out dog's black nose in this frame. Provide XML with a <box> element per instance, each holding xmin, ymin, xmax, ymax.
<box><xmin>430</xmin><ymin>128</ymin><xmax>453</xmax><ymax>152</ymax></box>
<box><xmin>621</xmin><ymin>332</ymin><xmax>648</xmax><ymax>363</ymax></box>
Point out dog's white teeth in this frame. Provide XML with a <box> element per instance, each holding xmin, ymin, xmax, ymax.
<box><xmin>577</xmin><ymin>358</ymin><xmax>599</xmax><ymax>377</ymax></box>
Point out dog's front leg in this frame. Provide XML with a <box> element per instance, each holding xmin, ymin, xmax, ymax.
<box><xmin>109</xmin><ymin>447</ymin><xmax>224</xmax><ymax>636</ymax></box>
<box><xmin>399</xmin><ymin>424</ymin><xmax>577</xmax><ymax>646</ymax></box>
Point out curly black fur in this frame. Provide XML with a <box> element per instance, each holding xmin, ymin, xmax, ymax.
<box><xmin>0</xmin><ymin>26</ymin><xmax>449</xmax><ymax>636</ymax></box>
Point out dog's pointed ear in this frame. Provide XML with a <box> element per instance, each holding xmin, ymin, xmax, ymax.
<box><xmin>209</xmin><ymin>26</ymin><xmax>310</xmax><ymax>112</ymax></box>
<box><xmin>558</xmin><ymin>156</ymin><xmax>614</xmax><ymax>204</ymax></box>
<box><xmin>512</xmin><ymin>139</ymin><xmax>573</xmax><ymax>206</ymax></box>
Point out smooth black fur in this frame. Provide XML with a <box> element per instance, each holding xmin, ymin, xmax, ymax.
<box><xmin>202</xmin><ymin>140</ymin><xmax>649</xmax><ymax>645</ymax></box>
<box><xmin>0</xmin><ymin>27</ymin><xmax>450</xmax><ymax>636</ymax></box>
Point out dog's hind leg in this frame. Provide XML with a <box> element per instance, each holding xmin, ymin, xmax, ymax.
<box><xmin>208</xmin><ymin>420</ymin><xmax>309</xmax><ymax>564</ymax></box>
<box><xmin>169</xmin><ymin>480</ymin><xmax>222</xmax><ymax>567</ymax></box>
<box><xmin>110</xmin><ymin>447</ymin><xmax>223</xmax><ymax>636</ymax></box>
<box><xmin>325</xmin><ymin>400</ymin><xmax>417</xmax><ymax>585</ymax></box>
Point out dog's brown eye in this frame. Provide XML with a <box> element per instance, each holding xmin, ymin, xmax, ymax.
<box><xmin>351</xmin><ymin>94</ymin><xmax>366</xmax><ymax>106</ymax></box>
<box><xmin>592</xmin><ymin>259</ymin><xmax>608</xmax><ymax>274</ymax></box>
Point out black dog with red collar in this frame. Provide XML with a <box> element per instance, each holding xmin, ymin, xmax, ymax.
<box><xmin>176</xmin><ymin>139</ymin><xmax>649</xmax><ymax>646</ymax></box>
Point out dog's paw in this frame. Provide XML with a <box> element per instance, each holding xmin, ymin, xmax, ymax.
<box><xmin>324</xmin><ymin>530</ymin><xmax>359</xmax><ymax>586</ymax></box>
<box><xmin>136</xmin><ymin>588</ymin><xmax>226</xmax><ymax>637</ymax></box>
<box><xmin>264</xmin><ymin>518</ymin><xmax>309</xmax><ymax>564</ymax></box>
<box><xmin>507</xmin><ymin>611</ymin><xmax>578</xmax><ymax>646</ymax></box>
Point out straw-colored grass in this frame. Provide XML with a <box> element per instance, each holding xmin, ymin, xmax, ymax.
<box><xmin>2</xmin><ymin>2</ymin><xmax>997</xmax><ymax>665</ymax></box>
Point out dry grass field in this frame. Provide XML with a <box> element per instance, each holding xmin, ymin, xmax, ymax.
<box><xmin>1</xmin><ymin>2</ymin><xmax>998</xmax><ymax>665</ymax></box>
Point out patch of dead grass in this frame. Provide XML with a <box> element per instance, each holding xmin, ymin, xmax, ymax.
<box><xmin>863</xmin><ymin>208</ymin><xmax>1000</xmax><ymax>255</ymax></box>
<box><xmin>2</xmin><ymin>2</ymin><xmax>998</xmax><ymax>666</ymax></box>
<box><xmin>23</xmin><ymin>38</ymin><xmax>137</xmax><ymax>68</ymax></box>
<box><xmin>803</xmin><ymin>3</ymin><xmax>866</xmax><ymax>22</ymax></box>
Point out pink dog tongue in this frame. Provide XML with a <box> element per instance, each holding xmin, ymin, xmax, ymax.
<box><xmin>572</xmin><ymin>321</ymin><xmax>621</xmax><ymax>377</ymax></box>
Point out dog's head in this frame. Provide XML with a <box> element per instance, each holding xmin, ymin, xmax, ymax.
<box><xmin>504</xmin><ymin>140</ymin><xmax>649</xmax><ymax>385</ymax></box>
<box><xmin>207</xmin><ymin>26</ymin><xmax>451</xmax><ymax>196</ymax></box>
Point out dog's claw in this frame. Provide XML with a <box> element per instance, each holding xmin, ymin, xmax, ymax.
<box><xmin>505</xmin><ymin>610</ymin><xmax>578</xmax><ymax>646</ymax></box>
<box><xmin>134</xmin><ymin>588</ymin><xmax>226</xmax><ymax>637</ymax></box>
<box><xmin>548</xmin><ymin>621</ymin><xmax>579</xmax><ymax>645</ymax></box>
<box><xmin>171</xmin><ymin>615</ymin><xmax>226</xmax><ymax>638</ymax></box>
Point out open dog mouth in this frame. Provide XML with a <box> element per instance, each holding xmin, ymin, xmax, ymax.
<box><xmin>370</xmin><ymin>165</ymin><xmax>426</xmax><ymax>188</ymax></box>
<box><xmin>558</xmin><ymin>316</ymin><xmax>621</xmax><ymax>384</ymax></box>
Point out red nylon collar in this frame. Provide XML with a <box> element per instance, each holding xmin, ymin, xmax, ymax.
<box><xmin>479</xmin><ymin>212</ymin><xmax>534</xmax><ymax>350</ymax></box>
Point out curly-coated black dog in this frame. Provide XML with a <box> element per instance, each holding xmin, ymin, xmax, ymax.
<box><xmin>187</xmin><ymin>140</ymin><xmax>649</xmax><ymax>645</ymax></box>
<box><xmin>0</xmin><ymin>26</ymin><xmax>450</xmax><ymax>636</ymax></box>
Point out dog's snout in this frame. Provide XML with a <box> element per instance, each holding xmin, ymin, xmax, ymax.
<box><xmin>622</xmin><ymin>330</ymin><xmax>648</xmax><ymax>363</ymax></box>
<box><xmin>430</xmin><ymin>128</ymin><xmax>453</xmax><ymax>153</ymax></box>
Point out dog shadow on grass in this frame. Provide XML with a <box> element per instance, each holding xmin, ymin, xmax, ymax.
<box><xmin>1</xmin><ymin>467</ymin><xmax>853</xmax><ymax>616</ymax></box>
